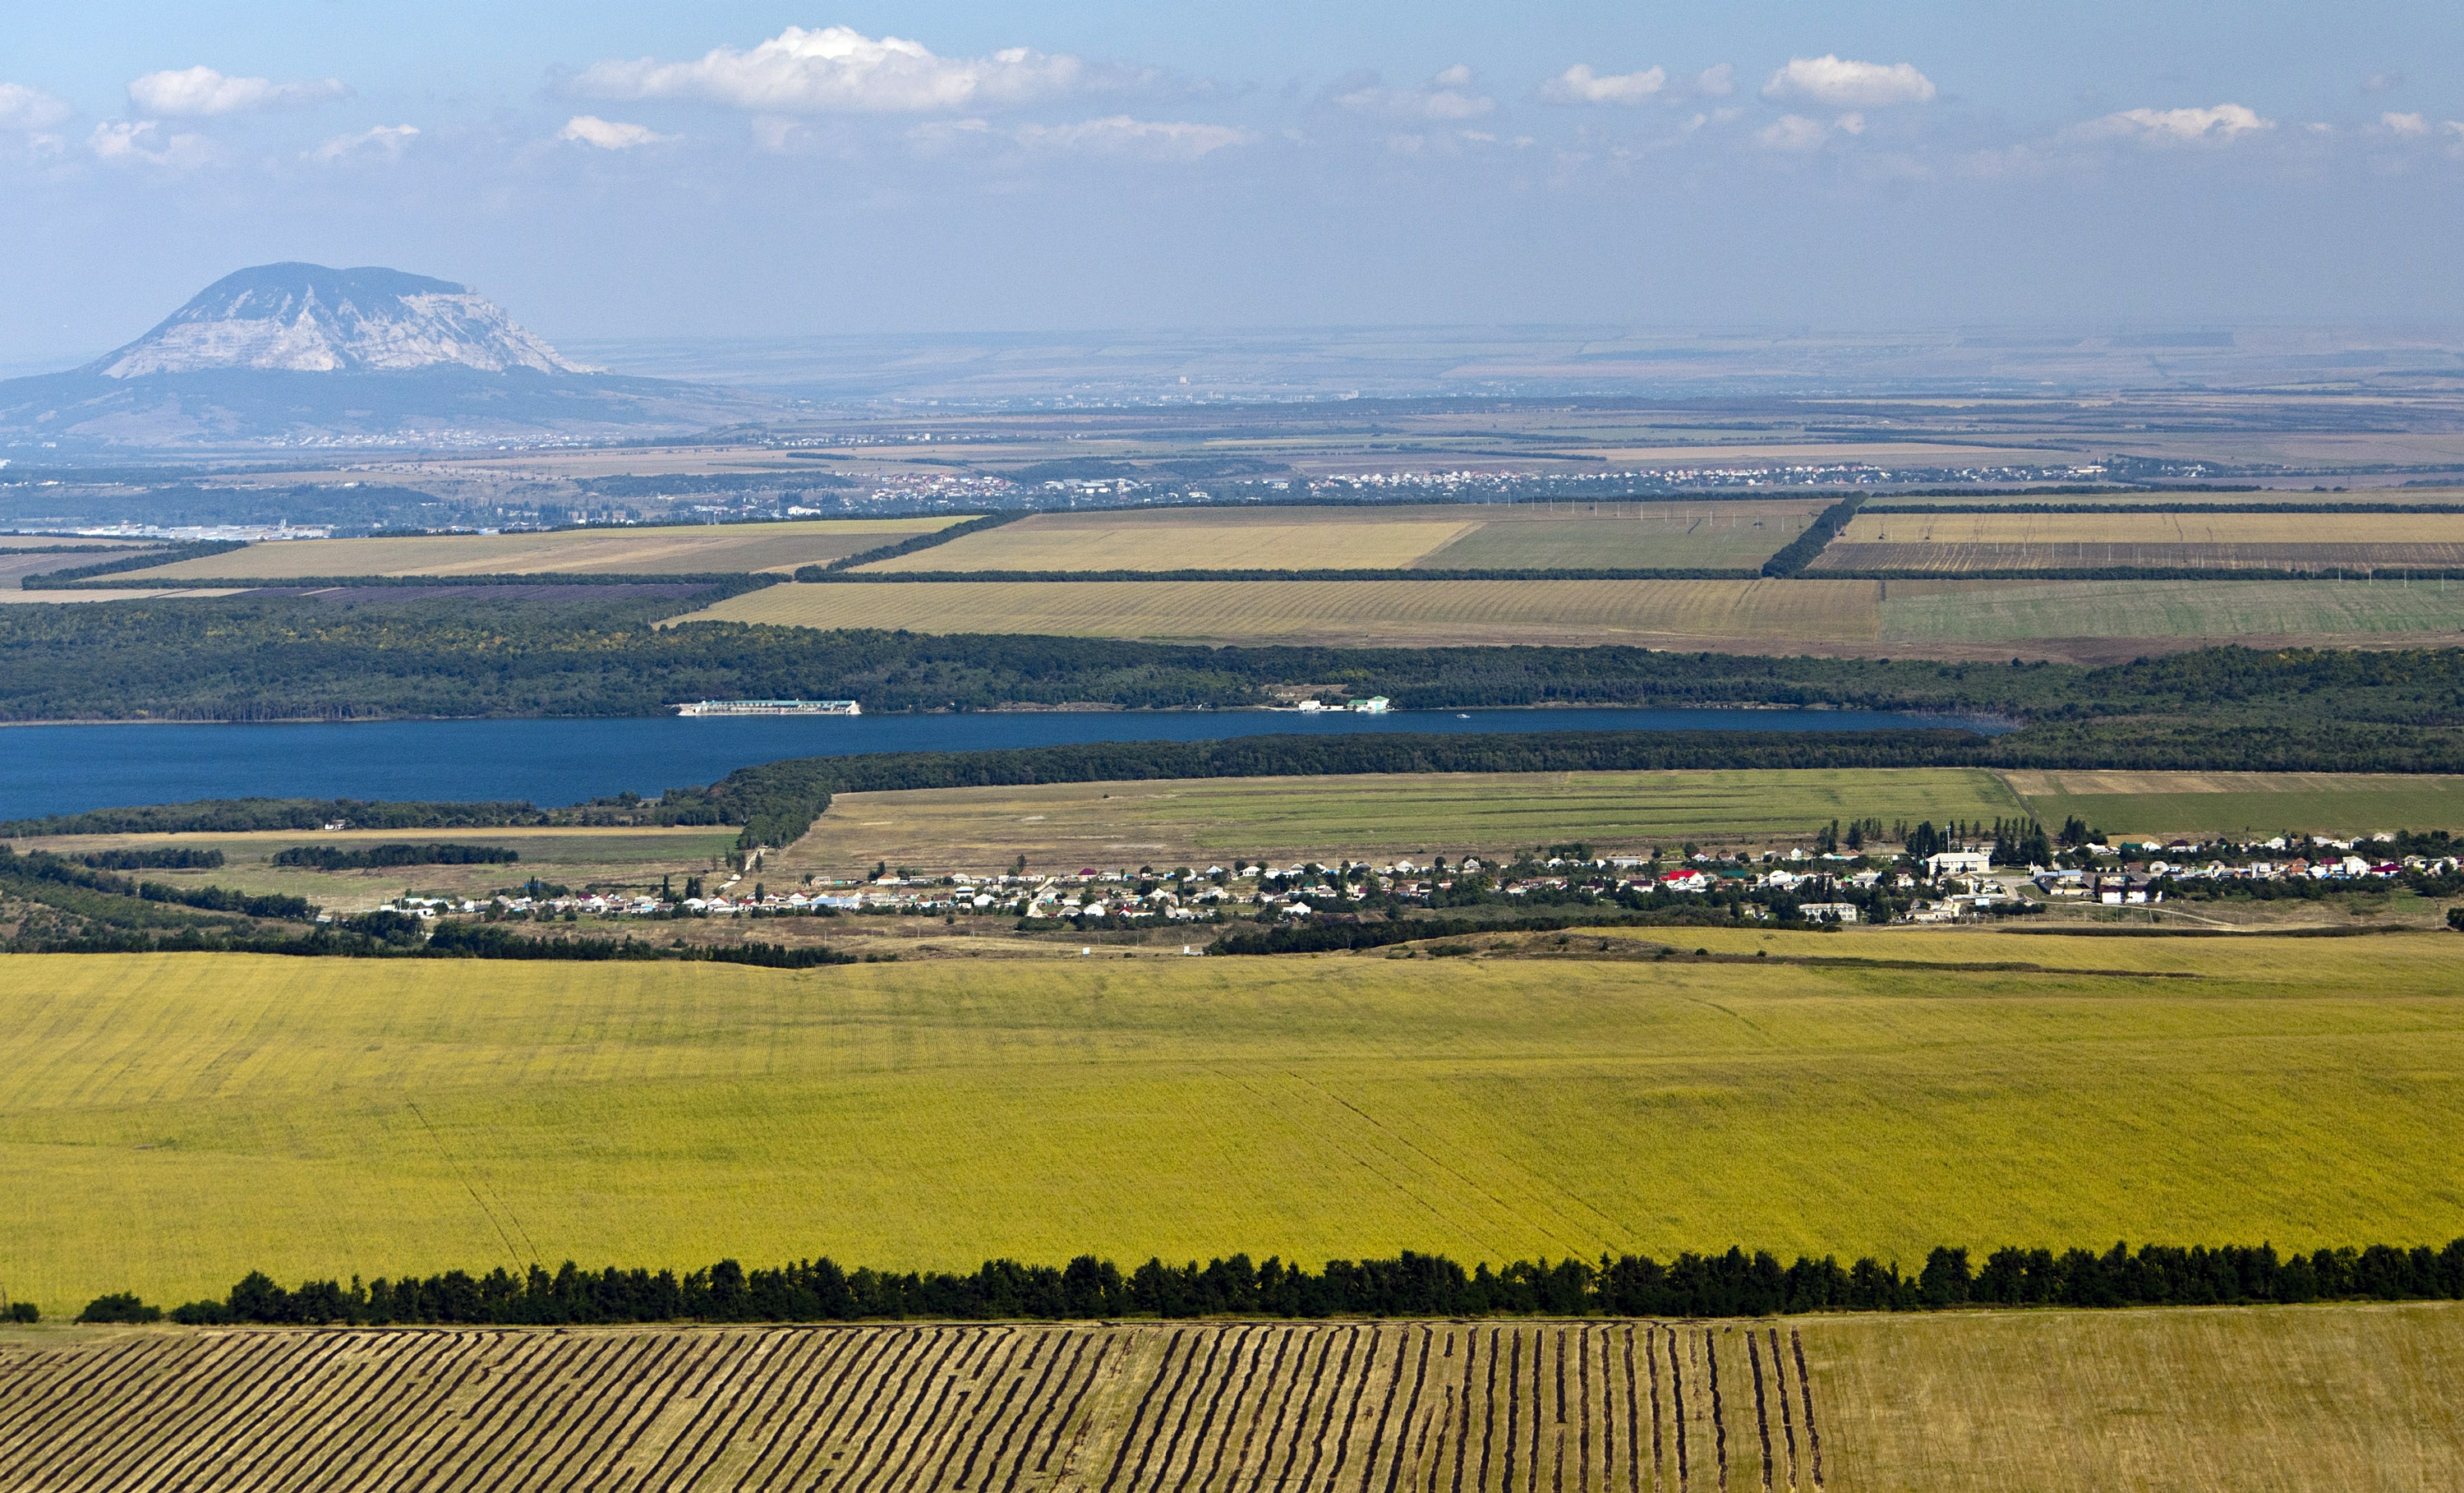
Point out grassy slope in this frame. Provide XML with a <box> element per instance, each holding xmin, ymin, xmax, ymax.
<box><xmin>4</xmin><ymin>934</ymin><xmax>2462</xmax><ymax>1309</ymax></box>
<box><xmin>1809</xmin><ymin>1302</ymin><xmax>2464</xmax><ymax>1493</ymax></box>
<box><xmin>2006</xmin><ymin>769</ymin><xmax>2464</xmax><ymax>837</ymax></box>
<box><xmin>782</xmin><ymin>766</ymin><xmax>2024</xmax><ymax>878</ymax></box>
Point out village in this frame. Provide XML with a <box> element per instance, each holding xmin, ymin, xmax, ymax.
<box><xmin>362</xmin><ymin>830</ymin><xmax>2459</xmax><ymax>932</ymax></box>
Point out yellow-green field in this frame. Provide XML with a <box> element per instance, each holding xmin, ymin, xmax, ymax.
<box><xmin>1876</xmin><ymin>577</ymin><xmax>2464</xmax><ymax>643</ymax></box>
<box><xmin>5</xmin><ymin>934</ymin><xmax>2462</xmax><ymax>1311</ymax></box>
<box><xmin>10</xmin><ymin>826</ymin><xmax>744</xmax><ymax>913</ymax></box>
<box><xmin>1808</xmin><ymin>1302</ymin><xmax>2464</xmax><ymax>1493</ymax></box>
<box><xmin>102</xmin><ymin>517</ymin><xmax>958</xmax><ymax>581</ymax></box>
<box><xmin>2005</xmin><ymin>769</ymin><xmax>2464</xmax><ymax>839</ymax></box>
<box><xmin>781</xmin><ymin>767</ymin><xmax>2023</xmax><ymax>878</ymax></box>
<box><xmin>678</xmin><ymin>577</ymin><xmax>1891</xmax><ymax>647</ymax></box>
<box><xmin>856</xmin><ymin>502</ymin><xmax>1821</xmax><ymax>574</ymax></box>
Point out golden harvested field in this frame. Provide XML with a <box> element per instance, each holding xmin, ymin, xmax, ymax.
<box><xmin>1811</xmin><ymin>1301</ymin><xmax>2464</xmax><ymax>1493</ymax></box>
<box><xmin>6</xmin><ymin>938</ymin><xmax>2464</xmax><ymax>1310</ymax></box>
<box><xmin>14</xmin><ymin>826</ymin><xmax>744</xmax><ymax>914</ymax></box>
<box><xmin>1818</xmin><ymin>511</ymin><xmax>2464</xmax><ymax>573</ymax></box>
<box><xmin>780</xmin><ymin>767</ymin><xmax>2024</xmax><ymax>878</ymax></box>
<box><xmin>5</xmin><ymin>1306</ymin><xmax>2456</xmax><ymax>1491</ymax></box>
<box><xmin>681</xmin><ymin>578</ymin><xmax>1890</xmax><ymax>647</ymax></box>
<box><xmin>857</xmin><ymin>502</ymin><xmax>1822</xmax><ymax>574</ymax></box>
<box><xmin>2001</xmin><ymin>769</ymin><xmax>2464</xmax><ymax>839</ymax></box>
<box><xmin>105</xmin><ymin>518</ymin><xmax>959</xmax><ymax>582</ymax></box>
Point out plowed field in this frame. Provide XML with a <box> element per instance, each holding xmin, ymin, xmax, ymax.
<box><xmin>0</xmin><ymin>1320</ymin><xmax>1819</xmax><ymax>1492</ymax></box>
<box><xmin>854</xmin><ymin>503</ymin><xmax>1821</xmax><ymax>574</ymax></box>
<box><xmin>7</xmin><ymin>1304</ymin><xmax>2457</xmax><ymax>1491</ymax></box>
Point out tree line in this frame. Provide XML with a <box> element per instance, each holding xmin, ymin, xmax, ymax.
<box><xmin>0</xmin><ymin>846</ymin><xmax>311</xmax><ymax>921</ymax></box>
<box><xmin>271</xmin><ymin>842</ymin><xmax>518</xmax><ymax>870</ymax></box>
<box><xmin>1759</xmin><ymin>493</ymin><xmax>1865</xmax><ymax>576</ymax></box>
<box><xmin>71</xmin><ymin>1235</ymin><xmax>2464</xmax><ymax>1327</ymax></box>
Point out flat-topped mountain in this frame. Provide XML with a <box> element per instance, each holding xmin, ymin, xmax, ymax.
<box><xmin>91</xmin><ymin>263</ymin><xmax>594</xmax><ymax>378</ymax></box>
<box><xmin>1</xmin><ymin>262</ymin><xmax>781</xmax><ymax>449</ymax></box>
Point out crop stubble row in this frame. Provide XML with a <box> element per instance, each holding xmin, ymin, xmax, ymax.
<box><xmin>0</xmin><ymin>1321</ymin><xmax>1824</xmax><ymax>1492</ymax></box>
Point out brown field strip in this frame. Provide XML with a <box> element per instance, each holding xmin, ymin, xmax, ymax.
<box><xmin>0</xmin><ymin>1320</ymin><xmax>1816</xmax><ymax>1492</ymax></box>
<box><xmin>104</xmin><ymin>518</ymin><xmax>959</xmax><ymax>583</ymax></box>
<box><xmin>1818</xmin><ymin>511</ymin><xmax>2464</xmax><ymax>574</ymax></box>
<box><xmin>7</xmin><ymin>1306</ymin><xmax>2456</xmax><ymax>1490</ymax></box>
<box><xmin>854</xmin><ymin>503</ymin><xmax>1822</xmax><ymax>574</ymax></box>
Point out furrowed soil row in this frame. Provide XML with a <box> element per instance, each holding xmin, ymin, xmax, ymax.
<box><xmin>0</xmin><ymin>1321</ymin><xmax>1835</xmax><ymax>1491</ymax></box>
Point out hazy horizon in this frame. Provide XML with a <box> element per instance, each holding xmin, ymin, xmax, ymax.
<box><xmin>7</xmin><ymin>2</ymin><xmax>2462</xmax><ymax>366</ymax></box>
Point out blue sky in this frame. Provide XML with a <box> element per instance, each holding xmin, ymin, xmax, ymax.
<box><xmin>4</xmin><ymin>3</ymin><xmax>2461</xmax><ymax>363</ymax></box>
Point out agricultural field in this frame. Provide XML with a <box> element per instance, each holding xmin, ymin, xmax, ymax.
<box><xmin>4</xmin><ymin>1305</ymin><xmax>2457</xmax><ymax>1491</ymax></box>
<box><xmin>682</xmin><ymin>577</ymin><xmax>1891</xmax><ymax>648</ymax></box>
<box><xmin>854</xmin><ymin>502</ymin><xmax>1823</xmax><ymax>574</ymax></box>
<box><xmin>1817</xmin><ymin>510</ymin><xmax>2464</xmax><ymax>574</ymax></box>
<box><xmin>2002</xmin><ymin>769</ymin><xmax>2464</xmax><ymax>840</ymax></box>
<box><xmin>96</xmin><ymin>518</ymin><xmax>959</xmax><ymax>583</ymax></box>
<box><xmin>5</xmin><ymin>937</ymin><xmax>2464</xmax><ymax>1311</ymax></box>
<box><xmin>0</xmin><ymin>547</ymin><xmax>163</xmax><ymax>586</ymax></box>
<box><xmin>777</xmin><ymin>767</ymin><xmax>2024</xmax><ymax>880</ymax></box>
<box><xmin>9</xmin><ymin>826</ymin><xmax>745</xmax><ymax>914</ymax></box>
<box><xmin>1875</xmin><ymin>487</ymin><xmax>2464</xmax><ymax>508</ymax></box>
<box><xmin>1874</xmin><ymin>578</ymin><xmax>2464</xmax><ymax>647</ymax></box>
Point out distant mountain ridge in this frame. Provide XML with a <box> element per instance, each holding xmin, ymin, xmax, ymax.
<box><xmin>90</xmin><ymin>263</ymin><xmax>595</xmax><ymax>378</ymax></box>
<box><xmin>0</xmin><ymin>261</ymin><xmax>785</xmax><ymax>449</ymax></box>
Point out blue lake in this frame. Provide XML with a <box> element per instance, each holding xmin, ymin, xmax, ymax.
<box><xmin>0</xmin><ymin>707</ymin><xmax>2001</xmax><ymax>819</ymax></box>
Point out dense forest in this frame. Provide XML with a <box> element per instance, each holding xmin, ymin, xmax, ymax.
<box><xmin>12</xmin><ymin>592</ymin><xmax>2464</xmax><ymax>726</ymax></box>
<box><xmin>80</xmin><ymin>1235</ymin><xmax>2464</xmax><ymax>1326</ymax></box>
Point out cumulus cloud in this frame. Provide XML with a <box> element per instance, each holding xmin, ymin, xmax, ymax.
<box><xmin>1333</xmin><ymin>65</ymin><xmax>1495</xmax><ymax>121</ymax></box>
<box><xmin>310</xmin><ymin>124</ymin><xmax>418</xmax><ymax>162</ymax></box>
<box><xmin>2381</xmin><ymin>112</ymin><xmax>2429</xmax><ymax>136</ymax></box>
<box><xmin>573</xmin><ymin>25</ymin><xmax>1097</xmax><ymax>113</ymax></box>
<box><xmin>0</xmin><ymin>83</ymin><xmax>72</xmax><ymax>130</ymax></box>
<box><xmin>88</xmin><ymin>119</ymin><xmax>212</xmax><ymax>167</ymax></box>
<box><xmin>1539</xmin><ymin>64</ymin><xmax>1665</xmax><ymax>105</ymax></box>
<box><xmin>2079</xmin><ymin>103</ymin><xmax>2273</xmax><ymax>144</ymax></box>
<box><xmin>127</xmin><ymin>67</ymin><xmax>345</xmax><ymax>117</ymax></box>
<box><xmin>1693</xmin><ymin>64</ymin><xmax>1736</xmax><ymax>98</ymax></box>
<box><xmin>1762</xmin><ymin>56</ymin><xmax>1936</xmax><ymax>107</ymax></box>
<box><xmin>560</xmin><ymin>115</ymin><xmax>671</xmax><ymax>150</ymax></box>
<box><xmin>1756</xmin><ymin>113</ymin><xmax>1831</xmax><ymax>151</ymax></box>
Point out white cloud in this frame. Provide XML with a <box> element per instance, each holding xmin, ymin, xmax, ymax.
<box><xmin>2079</xmin><ymin>103</ymin><xmax>2273</xmax><ymax>145</ymax></box>
<box><xmin>0</xmin><ymin>83</ymin><xmax>71</xmax><ymax>130</ymax></box>
<box><xmin>560</xmin><ymin>115</ymin><xmax>671</xmax><ymax>150</ymax></box>
<box><xmin>1334</xmin><ymin>66</ymin><xmax>1495</xmax><ymax>122</ymax></box>
<box><xmin>88</xmin><ymin>119</ymin><xmax>213</xmax><ymax>167</ymax></box>
<box><xmin>1756</xmin><ymin>113</ymin><xmax>1831</xmax><ymax>151</ymax></box>
<box><xmin>573</xmin><ymin>25</ymin><xmax>1094</xmax><ymax>114</ymax></box>
<box><xmin>1835</xmin><ymin>112</ymin><xmax>1866</xmax><ymax>136</ymax></box>
<box><xmin>1762</xmin><ymin>56</ymin><xmax>1936</xmax><ymax>108</ymax></box>
<box><xmin>127</xmin><ymin>67</ymin><xmax>345</xmax><ymax>117</ymax></box>
<box><xmin>910</xmin><ymin>114</ymin><xmax>1251</xmax><ymax>160</ymax></box>
<box><xmin>1539</xmin><ymin>64</ymin><xmax>1666</xmax><ymax>105</ymax></box>
<box><xmin>2381</xmin><ymin>112</ymin><xmax>2429</xmax><ymax>136</ymax></box>
<box><xmin>1693</xmin><ymin>64</ymin><xmax>1736</xmax><ymax>98</ymax></box>
<box><xmin>2363</xmin><ymin>71</ymin><xmax>2403</xmax><ymax>94</ymax></box>
<box><xmin>311</xmin><ymin>124</ymin><xmax>418</xmax><ymax>162</ymax></box>
<box><xmin>1014</xmin><ymin>115</ymin><xmax>1252</xmax><ymax>159</ymax></box>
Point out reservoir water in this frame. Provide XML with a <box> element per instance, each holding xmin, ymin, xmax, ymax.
<box><xmin>0</xmin><ymin>707</ymin><xmax>2001</xmax><ymax>820</ymax></box>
